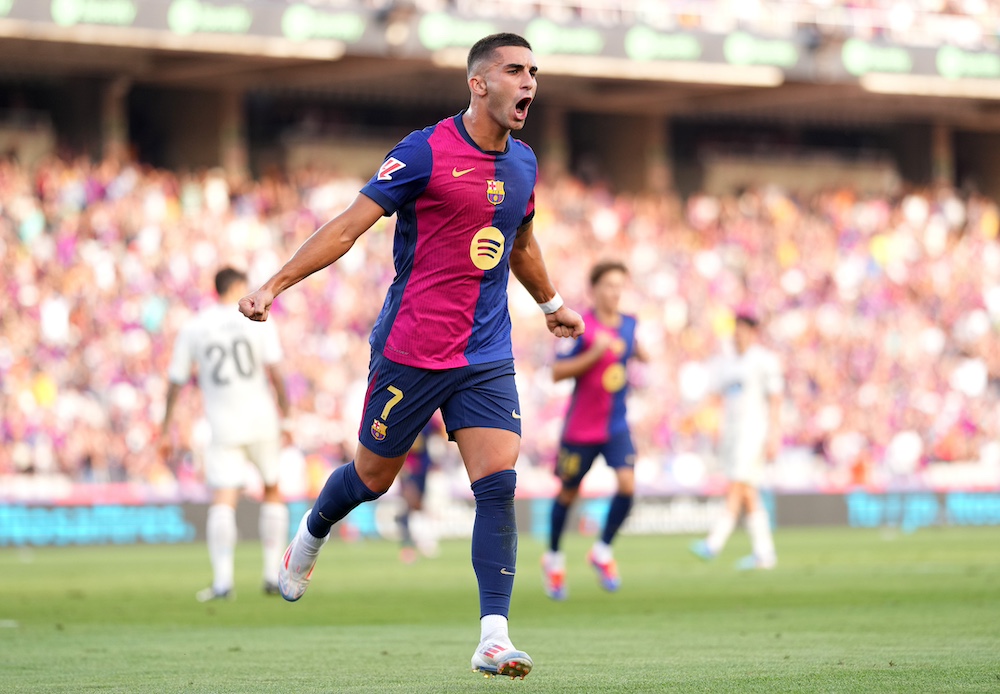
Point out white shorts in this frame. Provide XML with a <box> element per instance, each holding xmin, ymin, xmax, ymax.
<box><xmin>203</xmin><ymin>438</ymin><xmax>282</xmax><ymax>489</ymax></box>
<box><xmin>720</xmin><ymin>435</ymin><xmax>766</xmax><ymax>486</ymax></box>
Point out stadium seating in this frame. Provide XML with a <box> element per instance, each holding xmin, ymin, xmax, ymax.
<box><xmin>2</xmin><ymin>155</ymin><xmax>998</xmax><ymax>495</ymax></box>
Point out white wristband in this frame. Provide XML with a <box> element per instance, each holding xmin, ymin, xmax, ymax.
<box><xmin>538</xmin><ymin>292</ymin><xmax>564</xmax><ymax>315</ymax></box>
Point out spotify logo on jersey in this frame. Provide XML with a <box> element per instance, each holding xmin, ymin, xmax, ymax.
<box><xmin>470</xmin><ymin>227</ymin><xmax>504</xmax><ymax>271</ymax></box>
<box><xmin>602</xmin><ymin>363</ymin><xmax>627</xmax><ymax>393</ymax></box>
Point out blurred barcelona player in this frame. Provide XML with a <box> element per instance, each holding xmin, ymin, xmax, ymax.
<box><xmin>542</xmin><ymin>261</ymin><xmax>647</xmax><ymax>600</ymax></box>
<box><xmin>397</xmin><ymin>417</ymin><xmax>445</xmax><ymax>563</ymax></box>
<box><xmin>238</xmin><ymin>33</ymin><xmax>584</xmax><ymax>679</ymax></box>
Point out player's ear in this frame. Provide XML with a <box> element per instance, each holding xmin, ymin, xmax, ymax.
<box><xmin>469</xmin><ymin>73</ymin><xmax>488</xmax><ymax>97</ymax></box>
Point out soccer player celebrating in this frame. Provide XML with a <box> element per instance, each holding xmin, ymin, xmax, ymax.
<box><xmin>160</xmin><ymin>267</ymin><xmax>292</xmax><ymax>601</ymax></box>
<box><xmin>542</xmin><ymin>261</ymin><xmax>647</xmax><ymax>600</ymax></box>
<box><xmin>238</xmin><ymin>33</ymin><xmax>583</xmax><ymax>679</ymax></box>
<box><xmin>690</xmin><ymin>311</ymin><xmax>783</xmax><ymax>570</ymax></box>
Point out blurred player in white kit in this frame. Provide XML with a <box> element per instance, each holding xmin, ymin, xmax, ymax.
<box><xmin>691</xmin><ymin>311</ymin><xmax>783</xmax><ymax>570</ymax></box>
<box><xmin>160</xmin><ymin>267</ymin><xmax>291</xmax><ymax>600</ymax></box>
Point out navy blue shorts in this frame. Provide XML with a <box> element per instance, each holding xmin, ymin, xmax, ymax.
<box><xmin>401</xmin><ymin>448</ymin><xmax>432</xmax><ymax>495</ymax></box>
<box><xmin>401</xmin><ymin>465</ymin><xmax>429</xmax><ymax>495</ymax></box>
<box><xmin>555</xmin><ymin>429</ymin><xmax>636</xmax><ymax>488</ymax></box>
<box><xmin>358</xmin><ymin>350</ymin><xmax>521</xmax><ymax>458</ymax></box>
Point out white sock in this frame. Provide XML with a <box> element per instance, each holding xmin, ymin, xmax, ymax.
<box><xmin>206</xmin><ymin>504</ymin><xmax>237</xmax><ymax>593</ymax></box>
<box><xmin>299</xmin><ymin>510</ymin><xmax>328</xmax><ymax>553</ymax></box>
<box><xmin>543</xmin><ymin>550</ymin><xmax>565</xmax><ymax>572</ymax></box>
<box><xmin>747</xmin><ymin>508</ymin><xmax>776</xmax><ymax>564</ymax></box>
<box><xmin>259</xmin><ymin>502</ymin><xmax>289</xmax><ymax>585</ymax></box>
<box><xmin>480</xmin><ymin>614</ymin><xmax>510</xmax><ymax>647</ymax></box>
<box><xmin>590</xmin><ymin>541</ymin><xmax>613</xmax><ymax>564</ymax></box>
<box><xmin>706</xmin><ymin>512</ymin><xmax>737</xmax><ymax>554</ymax></box>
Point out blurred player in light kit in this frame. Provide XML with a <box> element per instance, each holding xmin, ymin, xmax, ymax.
<box><xmin>237</xmin><ymin>33</ymin><xmax>583</xmax><ymax>679</ymax></box>
<box><xmin>691</xmin><ymin>311</ymin><xmax>783</xmax><ymax>570</ymax></box>
<box><xmin>542</xmin><ymin>261</ymin><xmax>647</xmax><ymax>600</ymax></box>
<box><xmin>160</xmin><ymin>267</ymin><xmax>292</xmax><ymax>601</ymax></box>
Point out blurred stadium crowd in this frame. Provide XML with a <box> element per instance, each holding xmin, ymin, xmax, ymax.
<box><xmin>3</xmin><ymin>154</ymin><xmax>999</xmax><ymax>495</ymax></box>
<box><xmin>346</xmin><ymin>0</ymin><xmax>1000</xmax><ymax>48</ymax></box>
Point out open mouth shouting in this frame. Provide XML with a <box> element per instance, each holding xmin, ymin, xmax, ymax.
<box><xmin>514</xmin><ymin>96</ymin><xmax>532</xmax><ymax>122</ymax></box>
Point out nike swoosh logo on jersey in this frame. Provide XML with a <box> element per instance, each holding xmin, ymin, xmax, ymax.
<box><xmin>452</xmin><ymin>166</ymin><xmax>475</xmax><ymax>177</ymax></box>
<box><xmin>500</xmin><ymin>568</ymin><xmax>515</xmax><ymax>575</ymax></box>
<box><xmin>511</xmin><ymin>410</ymin><xmax>521</xmax><ymax>420</ymax></box>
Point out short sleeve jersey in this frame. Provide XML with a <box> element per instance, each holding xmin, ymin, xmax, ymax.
<box><xmin>167</xmin><ymin>303</ymin><xmax>283</xmax><ymax>446</ymax></box>
<box><xmin>360</xmin><ymin>112</ymin><xmax>537</xmax><ymax>370</ymax></box>
<box><xmin>713</xmin><ymin>343</ymin><xmax>783</xmax><ymax>444</ymax></box>
<box><xmin>558</xmin><ymin>310</ymin><xmax>638</xmax><ymax>445</ymax></box>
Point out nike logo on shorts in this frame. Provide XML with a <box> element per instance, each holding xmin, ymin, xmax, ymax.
<box><xmin>511</xmin><ymin>410</ymin><xmax>521</xmax><ymax>419</ymax></box>
<box><xmin>500</xmin><ymin>568</ymin><xmax>515</xmax><ymax>576</ymax></box>
<box><xmin>452</xmin><ymin>166</ymin><xmax>475</xmax><ymax>177</ymax></box>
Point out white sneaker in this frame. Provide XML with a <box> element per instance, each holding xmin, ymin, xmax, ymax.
<box><xmin>195</xmin><ymin>587</ymin><xmax>233</xmax><ymax>603</ymax></box>
<box><xmin>542</xmin><ymin>551</ymin><xmax>567</xmax><ymax>601</ymax></box>
<box><xmin>278</xmin><ymin>510</ymin><xmax>328</xmax><ymax>602</ymax></box>
<box><xmin>735</xmin><ymin>554</ymin><xmax>776</xmax><ymax>571</ymax></box>
<box><xmin>587</xmin><ymin>548</ymin><xmax>621</xmax><ymax>592</ymax></box>
<box><xmin>471</xmin><ymin>641</ymin><xmax>533</xmax><ymax>679</ymax></box>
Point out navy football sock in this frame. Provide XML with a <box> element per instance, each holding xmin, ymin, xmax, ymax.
<box><xmin>600</xmin><ymin>493</ymin><xmax>634</xmax><ymax>546</ymax></box>
<box><xmin>396</xmin><ymin>512</ymin><xmax>413</xmax><ymax>547</ymax></box>
<box><xmin>471</xmin><ymin>469</ymin><xmax>518</xmax><ymax>619</ymax></box>
<box><xmin>549</xmin><ymin>498</ymin><xmax>570</xmax><ymax>552</ymax></box>
<box><xmin>306</xmin><ymin>461</ymin><xmax>382</xmax><ymax>538</ymax></box>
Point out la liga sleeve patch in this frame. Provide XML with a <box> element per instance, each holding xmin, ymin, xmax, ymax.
<box><xmin>377</xmin><ymin>157</ymin><xmax>406</xmax><ymax>181</ymax></box>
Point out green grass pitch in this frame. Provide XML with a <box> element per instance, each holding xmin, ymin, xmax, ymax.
<box><xmin>1</xmin><ymin>527</ymin><xmax>998</xmax><ymax>693</ymax></box>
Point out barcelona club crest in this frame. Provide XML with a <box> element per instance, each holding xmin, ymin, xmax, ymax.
<box><xmin>486</xmin><ymin>180</ymin><xmax>505</xmax><ymax>206</ymax></box>
<box><xmin>370</xmin><ymin>418</ymin><xmax>387</xmax><ymax>441</ymax></box>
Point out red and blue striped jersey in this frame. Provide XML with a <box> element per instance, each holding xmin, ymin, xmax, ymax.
<box><xmin>360</xmin><ymin>112</ymin><xmax>537</xmax><ymax>370</ymax></box>
<box><xmin>558</xmin><ymin>311</ymin><xmax>638</xmax><ymax>445</ymax></box>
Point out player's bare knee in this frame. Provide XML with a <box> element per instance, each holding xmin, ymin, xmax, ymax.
<box><xmin>356</xmin><ymin>449</ymin><xmax>407</xmax><ymax>494</ymax></box>
<box><xmin>616</xmin><ymin>469</ymin><xmax>635</xmax><ymax>496</ymax></box>
<box><xmin>364</xmin><ymin>469</ymin><xmax>399</xmax><ymax>494</ymax></box>
<box><xmin>212</xmin><ymin>488</ymin><xmax>240</xmax><ymax>507</ymax></box>
<box><xmin>557</xmin><ymin>486</ymin><xmax>579</xmax><ymax>505</ymax></box>
<box><xmin>454</xmin><ymin>428</ymin><xmax>520</xmax><ymax>483</ymax></box>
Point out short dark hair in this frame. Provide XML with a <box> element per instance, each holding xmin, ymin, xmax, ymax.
<box><xmin>215</xmin><ymin>267</ymin><xmax>247</xmax><ymax>296</ymax></box>
<box><xmin>590</xmin><ymin>260</ymin><xmax>628</xmax><ymax>287</ymax></box>
<box><xmin>467</xmin><ymin>33</ymin><xmax>532</xmax><ymax>75</ymax></box>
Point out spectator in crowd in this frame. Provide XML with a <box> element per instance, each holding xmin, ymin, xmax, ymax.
<box><xmin>444</xmin><ymin>0</ymin><xmax>1000</xmax><ymax>49</ymax></box>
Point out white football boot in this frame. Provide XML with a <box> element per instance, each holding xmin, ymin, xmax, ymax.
<box><xmin>471</xmin><ymin>641</ymin><xmax>533</xmax><ymax>679</ymax></box>
<box><xmin>277</xmin><ymin>510</ymin><xmax>328</xmax><ymax>602</ymax></box>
